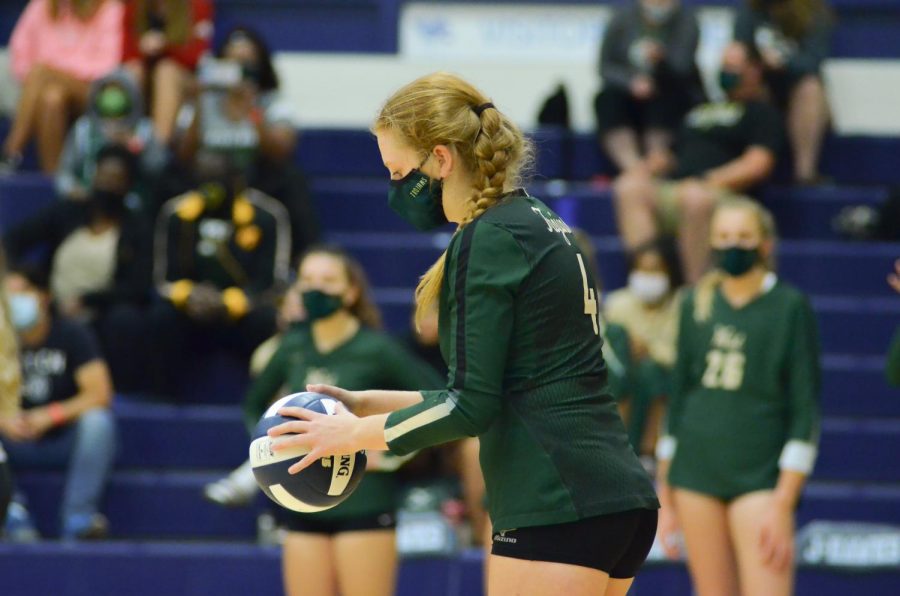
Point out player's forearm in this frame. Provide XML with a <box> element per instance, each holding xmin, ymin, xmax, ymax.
<box><xmin>352</xmin><ymin>413</ymin><xmax>390</xmax><ymax>451</ymax></box>
<box><xmin>356</xmin><ymin>390</ymin><xmax>425</xmax><ymax>417</ymax></box>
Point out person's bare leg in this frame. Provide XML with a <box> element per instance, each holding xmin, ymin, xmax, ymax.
<box><xmin>333</xmin><ymin>530</ymin><xmax>397</xmax><ymax>596</ymax></box>
<box><xmin>3</xmin><ymin>64</ymin><xmax>52</xmax><ymax>157</ymax></box>
<box><xmin>613</xmin><ymin>169</ymin><xmax>660</xmax><ymax>252</ymax></box>
<box><xmin>34</xmin><ymin>70</ymin><xmax>90</xmax><ymax>172</ymax></box>
<box><xmin>282</xmin><ymin>532</ymin><xmax>337</xmax><ymax>596</ymax></box>
<box><xmin>488</xmin><ymin>555</ymin><xmax>609</xmax><ymax>596</ymax></box>
<box><xmin>788</xmin><ymin>76</ymin><xmax>829</xmax><ymax>183</ymax></box>
<box><xmin>728</xmin><ymin>491</ymin><xmax>795</xmax><ymax>596</ymax></box>
<box><xmin>603</xmin><ymin>127</ymin><xmax>644</xmax><ymax>173</ymax></box>
<box><xmin>152</xmin><ymin>58</ymin><xmax>189</xmax><ymax>144</ymax></box>
<box><xmin>604</xmin><ymin>577</ymin><xmax>635</xmax><ymax>596</ymax></box>
<box><xmin>673</xmin><ymin>488</ymin><xmax>740</xmax><ymax>596</ymax></box>
<box><xmin>676</xmin><ymin>181</ymin><xmax>717</xmax><ymax>282</ymax></box>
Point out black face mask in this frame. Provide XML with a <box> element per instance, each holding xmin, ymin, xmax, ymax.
<box><xmin>197</xmin><ymin>178</ymin><xmax>235</xmax><ymax>214</ymax></box>
<box><xmin>90</xmin><ymin>189</ymin><xmax>127</xmax><ymax>218</ymax></box>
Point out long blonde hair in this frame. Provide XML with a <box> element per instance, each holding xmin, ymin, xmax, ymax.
<box><xmin>693</xmin><ymin>196</ymin><xmax>778</xmax><ymax>322</ymax></box>
<box><xmin>373</xmin><ymin>72</ymin><xmax>533</xmax><ymax>328</ymax></box>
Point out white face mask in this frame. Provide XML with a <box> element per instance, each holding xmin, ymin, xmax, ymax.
<box><xmin>628</xmin><ymin>271</ymin><xmax>671</xmax><ymax>304</ymax></box>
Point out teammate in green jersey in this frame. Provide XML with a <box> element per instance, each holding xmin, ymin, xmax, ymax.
<box><xmin>268</xmin><ymin>73</ymin><xmax>659</xmax><ymax>596</ymax></box>
<box><xmin>240</xmin><ymin>247</ymin><xmax>442</xmax><ymax>596</ymax></box>
<box><xmin>656</xmin><ymin>197</ymin><xmax>821</xmax><ymax>596</ymax></box>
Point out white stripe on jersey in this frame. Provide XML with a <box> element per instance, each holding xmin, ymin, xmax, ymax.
<box><xmin>384</xmin><ymin>394</ymin><xmax>459</xmax><ymax>444</ymax></box>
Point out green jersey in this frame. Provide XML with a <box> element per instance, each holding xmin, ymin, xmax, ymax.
<box><xmin>384</xmin><ymin>193</ymin><xmax>659</xmax><ymax>532</ymax></box>
<box><xmin>245</xmin><ymin>324</ymin><xmax>443</xmax><ymax>520</ymax></box>
<box><xmin>665</xmin><ymin>275</ymin><xmax>821</xmax><ymax>500</ymax></box>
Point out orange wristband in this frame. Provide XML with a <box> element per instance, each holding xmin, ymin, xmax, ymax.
<box><xmin>47</xmin><ymin>402</ymin><xmax>67</xmax><ymax>427</ymax></box>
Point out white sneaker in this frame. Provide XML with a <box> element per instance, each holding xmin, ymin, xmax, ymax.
<box><xmin>203</xmin><ymin>460</ymin><xmax>258</xmax><ymax>507</ymax></box>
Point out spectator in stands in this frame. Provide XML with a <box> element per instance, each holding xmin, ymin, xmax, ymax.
<box><xmin>613</xmin><ymin>42</ymin><xmax>784</xmax><ymax>282</ymax></box>
<box><xmin>1</xmin><ymin>0</ymin><xmax>124</xmax><ymax>173</ymax></box>
<box><xmin>887</xmin><ymin>260</ymin><xmax>900</xmax><ymax>387</ymax></box>
<box><xmin>122</xmin><ymin>0</ymin><xmax>215</xmax><ymax>144</ymax></box>
<box><xmin>595</xmin><ymin>0</ymin><xmax>705</xmax><ymax>174</ymax></box>
<box><xmin>604</xmin><ymin>238</ymin><xmax>683</xmax><ymax>458</ymax></box>
<box><xmin>56</xmin><ymin>71</ymin><xmax>167</xmax><ymax>204</ymax></box>
<box><xmin>0</xmin><ymin>249</ymin><xmax>21</xmax><ymax>529</ymax></box>
<box><xmin>1</xmin><ymin>266</ymin><xmax>116</xmax><ymax>540</ymax></box>
<box><xmin>173</xmin><ymin>26</ymin><xmax>320</xmax><ymax>258</ymax></box>
<box><xmin>656</xmin><ymin>198</ymin><xmax>820</xmax><ymax>596</ymax></box>
<box><xmin>733</xmin><ymin>0</ymin><xmax>833</xmax><ymax>184</ymax></box>
<box><xmin>148</xmin><ymin>150</ymin><xmax>291</xmax><ymax>397</ymax></box>
<box><xmin>209</xmin><ymin>247</ymin><xmax>442</xmax><ymax>596</ymax></box>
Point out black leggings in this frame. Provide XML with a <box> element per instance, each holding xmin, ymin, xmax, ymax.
<box><xmin>0</xmin><ymin>454</ymin><xmax>12</xmax><ymax>522</ymax></box>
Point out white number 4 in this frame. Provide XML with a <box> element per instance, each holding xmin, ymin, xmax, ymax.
<box><xmin>577</xmin><ymin>254</ymin><xmax>599</xmax><ymax>335</ymax></box>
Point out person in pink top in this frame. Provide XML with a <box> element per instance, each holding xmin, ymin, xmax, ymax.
<box><xmin>1</xmin><ymin>0</ymin><xmax>124</xmax><ymax>174</ymax></box>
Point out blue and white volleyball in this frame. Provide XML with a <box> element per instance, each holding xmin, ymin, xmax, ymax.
<box><xmin>250</xmin><ymin>392</ymin><xmax>366</xmax><ymax>512</ymax></box>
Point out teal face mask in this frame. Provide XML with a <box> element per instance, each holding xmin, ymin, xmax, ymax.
<box><xmin>719</xmin><ymin>70</ymin><xmax>742</xmax><ymax>93</ymax></box>
<box><xmin>301</xmin><ymin>289</ymin><xmax>344</xmax><ymax>321</ymax></box>
<box><xmin>387</xmin><ymin>156</ymin><xmax>448</xmax><ymax>231</ymax></box>
<box><xmin>713</xmin><ymin>246</ymin><xmax>760</xmax><ymax>277</ymax></box>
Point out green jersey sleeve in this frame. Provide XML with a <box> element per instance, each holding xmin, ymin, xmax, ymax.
<box><xmin>384</xmin><ymin>221</ymin><xmax>530</xmax><ymax>456</ymax></box>
<box><xmin>243</xmin><ymin>338</ymin><xmax>290</xmax><ymax>431</ymax></box>
<box><xmin>778</xmin><ymin>294</ymin><xmax>821</xmax><ymax>473</ymax></box>
<box><xmin>657</xmin><ymin>291</ymin><xmax>694</xmax><ymax>461</ymax></box>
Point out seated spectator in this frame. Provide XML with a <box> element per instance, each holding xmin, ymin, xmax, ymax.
<box><xmin>613</xmin><ymin>42</ymin><xmax>784</xmax><ymax>282</ymax></box>
<box><xmin>122</xmin><ymin>0</ymin><xmax>215</xmax><ymax>144</ymax></box>
<box><xmin>595</xmin><ymin>0</ymin><xmax>705</xmax><ymax>174</ymax></box>
<box><xmin>57</xmin><ymin>71</ymin><xmax>167</xmax><ymax>204</ymax></box>
<box><xmin>5</xmin><ymin>145</ymin><xmax>153</xmax><ymax>390</ymax></box>
<box><xmin>1</xmin><ymin>0</ymin><xmax>124</xmax><ymax>173</ymax></box>
<box><xmin>733</xmin><ymin>0</ymin><xmax>833</xmax><ymax>184</ymax></box>
<box><xmin>1</xmin><ymin>266</ymin><xmax>116</xmax><ymax>540</ymax></box>
<box><xmin>604</xmin><ymin>238</ymin><xmax>683</xmax><ymax>459</ymax></box>
<box><xmin>0</xmin><ymin>250</ymin><xmax>21</xmax><ymax>529</ymax></box>
<box><xmin>172</xmin><ymin>26</ymin><xmax>320</xmax><ymax>258</ymax></box>
<box><xmin>148</xmin><ymin>150</ymin><xmax>291</xmax><ymax>397</ymax></box>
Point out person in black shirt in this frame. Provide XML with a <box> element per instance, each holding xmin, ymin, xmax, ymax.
<box><xmin>595</xmin><ymin>0</ymin><xmax>705</xmax><ymax>174</ymax></box>
<box><xmin>613</xmin><ymin>42</ymin><xmax>784</xmax><ymax>282</ymax></box>
<box><xmin>1</xmin><ymin>267</ymin><xmax>115</xmax><ymax>540</ymax></box>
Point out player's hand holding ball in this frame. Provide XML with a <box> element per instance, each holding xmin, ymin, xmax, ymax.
<box><xmin>304</xmin><ymin>383</ymin><xmax>361</xmax><ymax>414</ymax></box>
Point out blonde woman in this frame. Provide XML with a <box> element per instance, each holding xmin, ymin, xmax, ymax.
<box><xmin>268</xmin><ymin>73</ymin><xmax>659</xmax><ymax>596</ymax></box>
<box><xmin>656</xmin><ymin>197</ymin><xmax>821</xmax><ymax>596</ymax></box>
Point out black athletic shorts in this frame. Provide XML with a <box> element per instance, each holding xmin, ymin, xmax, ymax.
<box><xmin>276</xmin><ymin>509</ymin><xmax>397</xmax><ymax>536</ymax></box>
<box><xmin>490</xmin><ymin>508</ymin><xmax>658</xmax><ymax>578</ymax></box>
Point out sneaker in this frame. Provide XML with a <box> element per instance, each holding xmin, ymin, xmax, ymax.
<box><xmin>204</xmin><ymin>461</ymin><xmax>257</xmax><ymax>507</ymax></box>
<box><xmin>0</xmin><ymin>152</ymin><xmax>22</xmax><ymax>176</ymax></box>
<box><xmin>64</xmin><ymin>513</ymin><xmax>109</xmax><ymax>540</ymax></box>
<box><xmin>4</xmin><ymin>502</ymin><xmax>40</xmax><ymax>543</ymax></box>
<box><xmin>833</xmin><ymin>205</ymin><xmax>880</xmax><ymax>241</ymax></box>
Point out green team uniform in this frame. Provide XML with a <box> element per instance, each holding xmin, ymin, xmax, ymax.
<box><xmin>245</xmin><ymin>324</ymin><xmax>443</xmax><ymax>521</ymax></box>
<box><xmin>384</xmin><ymin>193</ymin><xmax>659</xmax><ymax>533</ymax></box>
<box><xmin>665</xmin><ymin>275</ymin><xmax>821</xmax><ymax>500</ymax></box>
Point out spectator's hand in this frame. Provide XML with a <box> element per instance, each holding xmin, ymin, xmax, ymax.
<box><xmin>761</xmin><ymin>48</ymin><xmax>785</xmax><ymax>70</ymax></box>
<box><xmin>630</xmin><ymin>75</ymin><xmax>655</xmax><ymax>100</ymax></box>
<box><xmin>644</xmin><ymin>148</ymin><xmax>674</xmax><ymax>177</ymax></box>
<box><xmin>888</xmin><ymin>260</ymin><xmax>900</xmax><ymax>294</ymax></box>
<box><xmin>0</xmin><ymin>415</ymin><xmax>33</xmax><ymax>442</ymax></box>
<box><xmin>140</xmin><ymin>31</ymin><xmax>167</xmax><ymax>57</ymax></box>
<box><xmin>676</xmin><ymin>177</ymin><xmax>714</xmax><ymax>204</ymax></box>
<box><xmin>58</xmin><ymin>297</ymin><xmax>85</xmax><ymax>319</ymax></box>
<box><xmin>644</xmin><ymin>41</ymin><xmax>664</xmax><ymax>65</ymax></box>
<box><xmin>22</xmin><ymin>408</ymin><xmax>55</xmax><ymax>440</ymax></box>
<box><xmin>759</xmin><ymin>500</ymin><xmax>795</xmax><ymax>572</ymax></box>
<box><xmin>186</xmin><ymin>284</ymin><xmax>226</xmax><ymax>323</ymax></box>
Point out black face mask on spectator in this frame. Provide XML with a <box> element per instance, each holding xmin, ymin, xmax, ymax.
<box><xmin>198</xmin><ymin>178</ymin><xmax>236</xmax><ymax>217</ymax></box>
<box><xmin>90</xmin><ymin>189</ymin><xmax>128</xmax><ymax>219</ymax></box>
<box><xmin>241</xmin><ymin>64</ymin><xmax>262</xmax><ymax>86</ymax></box>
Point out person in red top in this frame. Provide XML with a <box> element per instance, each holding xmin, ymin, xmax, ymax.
<box><xmin>122</xmin><ymin>0</ymin><xmax>214</xmax><ymax>144</ymax></box>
